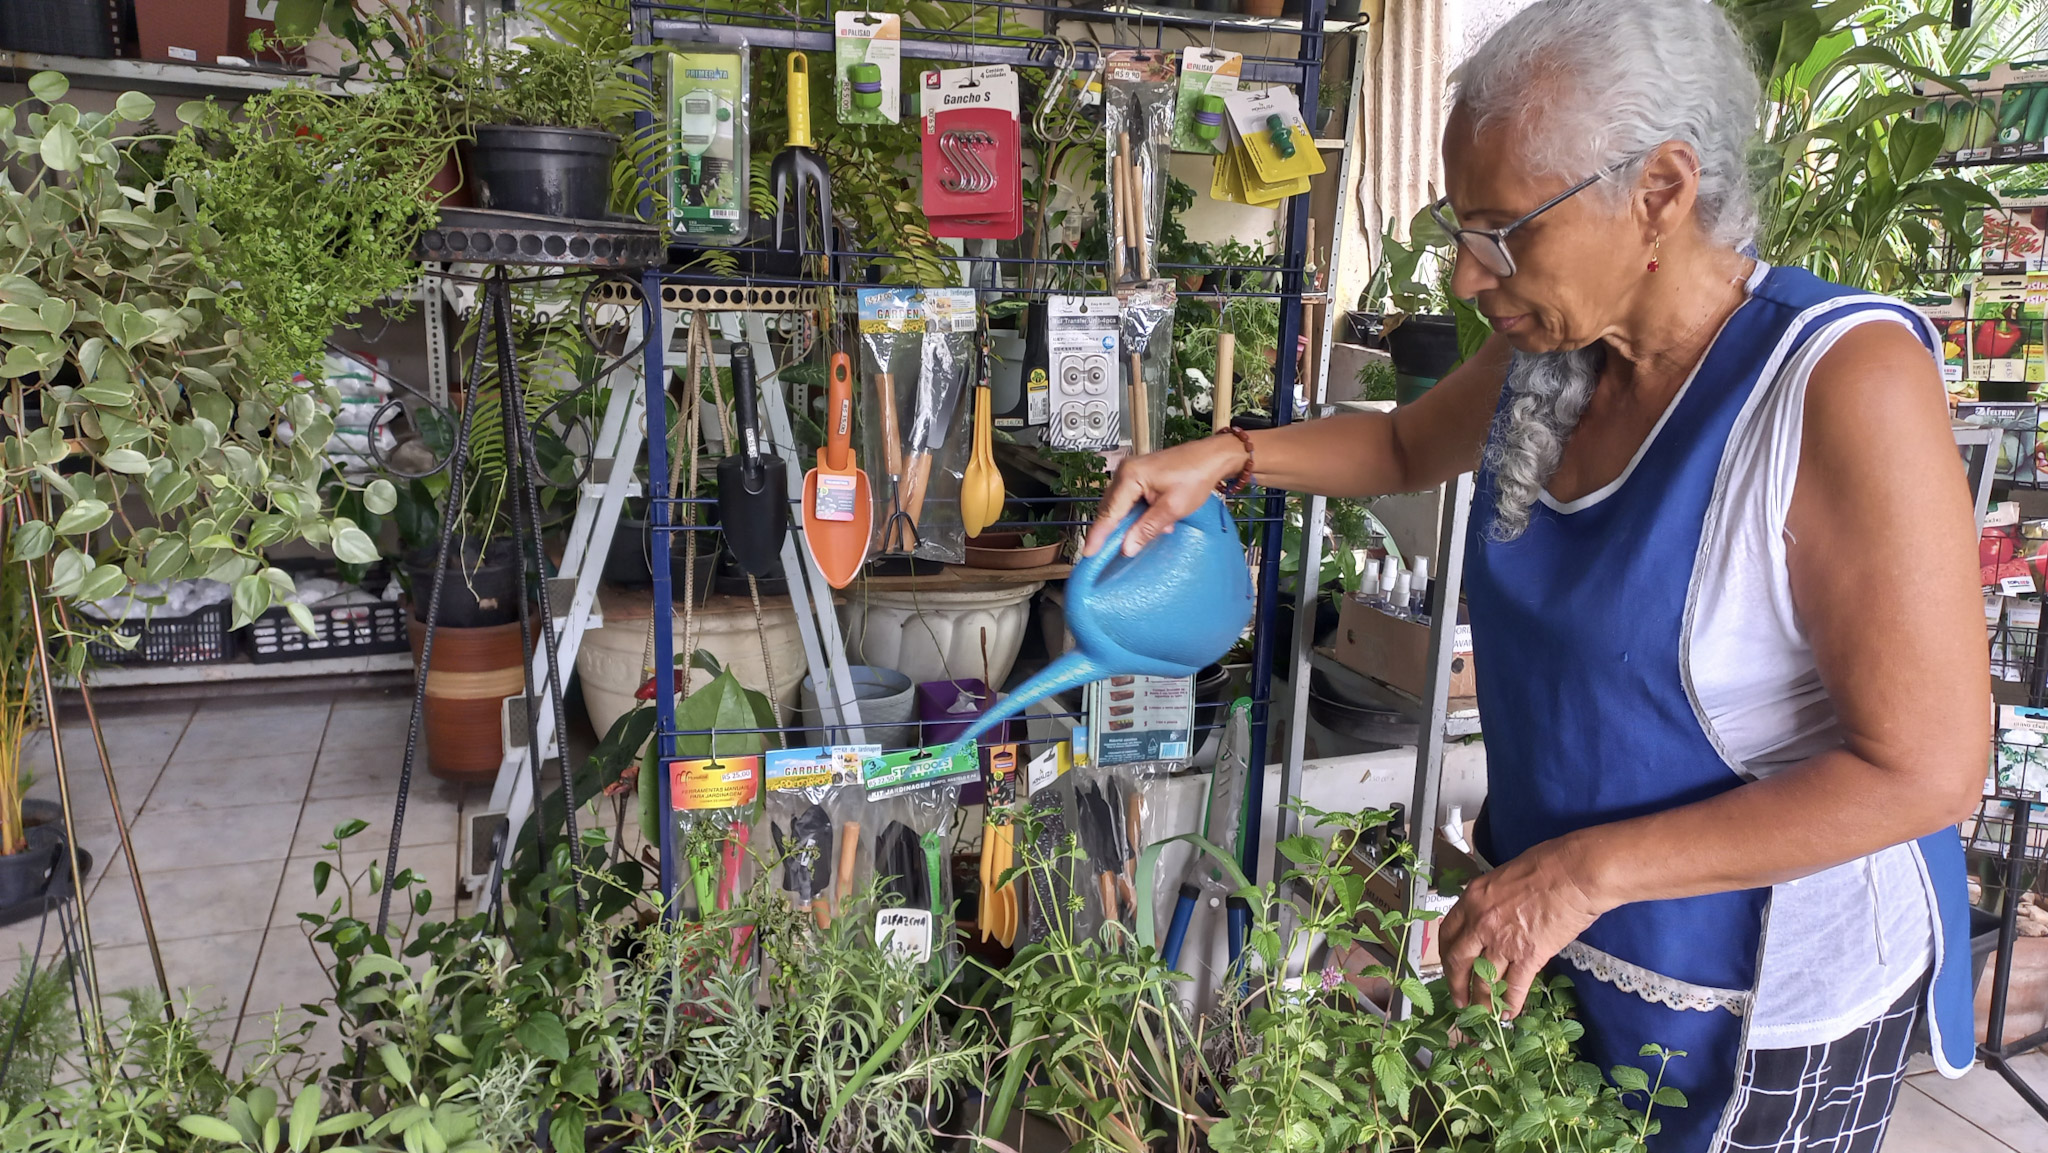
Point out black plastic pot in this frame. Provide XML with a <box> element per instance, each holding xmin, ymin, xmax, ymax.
<box><xmin>1344</xmin><ymin>310</ymin><xmax>1387</xmax><ymax>350</ymax></box>
<box><xmin>404</xmin><ymin>537</ymin><xmax>522</xmax><ymax>628</ymax></box>
<box><xmin>467</xmin><ymin>125</ymin><xmax>618</xmax><ymax>222</ymax></box>
<box><xmin>1386</xmin><ymin>315</ymin><xmax>1459</xmax><ymax>404</ymax></box>
<box><xmin>0</xmin><ymin>800</ymin><xmax>91</xmax><ymax>927</ymax></box>
<box><xmin>603</xmin><ymin>516</ymin><xmax>721</xmax><ymax>605</ymax></box>
<box><xmin>714</xmin><ymin>548</ymin><xmax>786</xmax><ymax>597</ymax></box>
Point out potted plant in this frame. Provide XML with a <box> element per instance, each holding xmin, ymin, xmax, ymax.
<box><xmin>965</xmin><ymin>505</ymin><xmax>1063</xmax><ymax>570</ymax></box>
<box><xmin>454</xmin><ymin>0</ymin><xmax>656</xmax><ymax>222</ymax></box>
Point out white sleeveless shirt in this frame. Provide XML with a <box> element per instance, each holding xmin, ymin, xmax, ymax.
<box><xmin>1681</xmin><ymin>263</ymin><xmax>1936</xmax><ymax>1049</ymax></box>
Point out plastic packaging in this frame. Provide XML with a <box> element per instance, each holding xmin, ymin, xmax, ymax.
<box><xmin>856</xmin><ymin>288</ymin><xmax>978</xmax><ymax>562</ymax></box>
<box><xmin>834</xmin><ymin>11</ymin><xmax>900</xmax><ymax>125</ymax></box>
<box><xmin>1118</xmin><ymin>281</ymin><xmax>1175</xmax><ymax>455</ymax></box>
<box><xmin>1171</xmin><ymin>47</ymin><xmax>1242</xmax><ymax>154</ymax></box>
<box><xmin>920</xmin><ymin>65</ymin><xmax>1023</xmax><ymax>240</ymax></box>
<box><xmin>863</xmin><ymin>743</ymin><xmax>979</xmax><ymax>966</ymax></box>
<box><xmin>1102</xmin><ymin>50</ymin><xmax>1177</xmax><ymax>284</ymax></box>
<box><xmin>761</xmin><ymin>745</ymin><xmax>873</xmax><ymax>928</ymax></box>
<box><xmin>669</xmin><ymin>752</ymin><xmax>762</xmax><ymax>920</ymax></box>
<box><xmin>663</xmin><ymin>37</ymin><xmax>749</xmax><ymax>245</ymax></box>
<box><xmin>1045</xmin><ymin>294</ymin><xmax>1121</xmax><ymax>451</ymax></box>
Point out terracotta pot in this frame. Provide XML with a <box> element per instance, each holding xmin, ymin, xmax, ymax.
<box><xmin>964</xmin><ymin>540</ymin><xmax>1062</xmax><ymax>570</ymax></box>
<box><xmin>134</xmin><ymin>0</ymin><xmax>231</xmax><ymax>64</ymax></box>
<box><xmin>407</xmin><ymin>619</ymin><xmax>529</xmax><ymax>783</ymax></box>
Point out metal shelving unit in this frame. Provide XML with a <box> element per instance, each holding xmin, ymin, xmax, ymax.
<box><xmin>630</xmin><ymin>0</ymin><xmax>1332</xmax><ymax>917</ymax></box>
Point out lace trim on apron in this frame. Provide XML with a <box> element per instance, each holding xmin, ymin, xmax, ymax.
<box><xmin>1560</xmin><ymin>941</ymin><xmax>1753</xmax><ymax>1016</ymax></box>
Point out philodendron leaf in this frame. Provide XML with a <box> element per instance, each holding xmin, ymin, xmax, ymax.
<box><xmin>287</xmin><ymin>601</ymin><xmax>317</xmax><ymax>638</ymax></box>
<box><xmin>363</xmin><ymin>478</ymin><xmax>397</xmax><ymax>515</ymax></box>
<box><xmin>143</xmin><ymin>536</ymin><xmax>190</xmax><ymax>582</ymax></box>
<box><xmin>332</xmin><ymin>525</ymin><xmax>378</xmax><ymax>565</ymax></box>
<box><xmin>234</xmin><ymin>571</ymin><xmax>275</xmax><ymax>627</ymax></box>
<box><xmin>11</xmin><ymin>521</ymin><xmax>52</xmax><ymax>562</ymax></box>
<box><xmin>47</xmin><ymin>549</ymin><xmax>91</xmax><ymax>598</ymax></box>
<box><xmin>53</xmin><ymin>499</ymin><xmax>110</xmax><ymax>536</ymax></box>
<box><xmin>113</xmin><ymin>90</ymin><xmax>155</xmax><ymax>123</ymax></box>
<box><xmin>26</xmin><ymin>72</ymin><xmax>67</xmax><ymax>104</ymax></box>
<box><xmin>39</xmin><ymin>124</ymin><xmax>79</xmax><ymax>172</ymax></box>
<box><xmin>73</xmin><ymin>563</ymin><xmax>126</xmax><ymax>604</ymax></box>
<box><xmin>100</xmin><ymin>448</ymin><xmax>150</xmax><ymax>474</ymax></box>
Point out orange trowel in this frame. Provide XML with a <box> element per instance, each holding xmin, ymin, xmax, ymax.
<box><xmin>802</xmin><ymin>352</ymin><xmax>872</xmax><ymax>588</ymax></box>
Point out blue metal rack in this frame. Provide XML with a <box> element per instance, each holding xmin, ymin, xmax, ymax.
<box><xmin>628</xmin><ymin>0</ymin><xmax>1331</xmax><ymax>931</ymax></box>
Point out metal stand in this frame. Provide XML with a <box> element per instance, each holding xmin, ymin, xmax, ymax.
<box><xmin>1980</xmin><ymin>793</ymin><xmax>2048</xmax><ymax>1118</ymax></box>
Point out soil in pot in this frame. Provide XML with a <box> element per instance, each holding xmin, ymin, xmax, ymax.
<box><xmin>467</xmin><ymin>125</ymin><xmax>618</xmax><ymax>221</ymax></box>
<box><xmin>405</xmin><ymin>538</ymin><xmax>522</xmax><ymax>629</ymax></box>
<box><xmin>1386</xmin><ymin>315</ymin><xmax>1460</xmax><ymax>405</ymax></box>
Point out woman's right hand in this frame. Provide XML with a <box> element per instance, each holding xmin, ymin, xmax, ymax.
<box><xmin>1081</xmin><ymin>434</ymin><xmax>1250</xmax><ymax>558</ymax></box>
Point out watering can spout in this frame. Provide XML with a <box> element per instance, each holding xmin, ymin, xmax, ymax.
<box><xmin>941</xmin><ymin>651</ymin><xmax>1107</xmax><ymax>762</ymax></box>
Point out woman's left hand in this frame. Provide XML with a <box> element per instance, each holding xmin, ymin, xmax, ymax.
<box><xmin>1438</xmin><ymin>833</ymin><xmax>1612</xmax><ymax>1017</ymax></box>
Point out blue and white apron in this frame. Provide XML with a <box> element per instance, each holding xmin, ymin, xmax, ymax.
<box><xmin>1465</xmin><ymin>264</ymin><xmax>1976</xmax><ymax>1152</ymax></box>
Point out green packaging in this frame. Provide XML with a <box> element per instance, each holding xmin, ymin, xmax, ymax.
<box><xmin>666</xmin><ymin>46</ymin><xmax>749</xmax><ymax>245</ymax></box>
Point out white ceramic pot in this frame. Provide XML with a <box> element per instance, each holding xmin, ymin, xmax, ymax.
<box><xmin>578</xmin><ymin>595</ymin><xmax>806</xmax><ymax>739</ymax></box>
<box><xmin>840</xmin><ymin>582</ymin><xmax>1043</xmax><ymax>691</ymax></box>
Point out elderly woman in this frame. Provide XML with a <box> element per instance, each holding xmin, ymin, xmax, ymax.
<box><xmin>1086</xmin><ymin>1</ymin><xmax>1988</xmax><ymax>1149</ymax></box>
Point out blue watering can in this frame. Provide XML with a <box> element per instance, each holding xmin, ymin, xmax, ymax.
<box><xmin>945</xmin><ymin>495</ymin><xmax>1254</xmax><ymax>755</ymax></box>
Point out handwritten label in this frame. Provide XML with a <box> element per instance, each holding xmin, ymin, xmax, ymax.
<box><xmin>875</xmin><ymin>908</ymin><xmax>934</xmax><ymax>962</ymax></box>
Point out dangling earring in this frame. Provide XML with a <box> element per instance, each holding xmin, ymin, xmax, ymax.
<box><xmin>1647</xmin><ymin>236</ymin><xmax>1662</xmax><ymax>273</ymax></box>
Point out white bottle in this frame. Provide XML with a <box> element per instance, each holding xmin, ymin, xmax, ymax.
<box><xmin>1392</xmin><ymin>570</ymin><xmax>1412</xmax><ymax>619</ymax></box>
<box><xmin>1378</xmin><ymin>561</ymin><xmax>1400</xmax><ymax>612</ymax></box>
<box><xmin>1361</xmin><ymin>558</ymin><xmax>1382</xmax><ymax>606</ymax></box>
<box><xmin>1409</xmin><ymin>555</ymin><xmax>1430</xmax><ymax>616</ymax></box>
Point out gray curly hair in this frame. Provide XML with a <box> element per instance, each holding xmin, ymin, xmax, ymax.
<box><xmin>1455</xmin><ymin>0</ymin><xmax>1763</xmax><ymax>539</ymax></box>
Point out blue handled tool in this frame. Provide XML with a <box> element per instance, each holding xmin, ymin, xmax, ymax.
<box><xmin>1162</xmin><ymin>881</ymin><xmax>1201</xmax><ymax>969</ymax></box>
<box><xmin>943</xmin><ymin>495</ymin><xmax>1254</xmax><ymax>754</ymax></box>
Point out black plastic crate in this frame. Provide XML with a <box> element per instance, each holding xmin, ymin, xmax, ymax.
<box><xmin>85</xmin><ymin>600</ymin><xmax>235</xmax><ymax>666</ymax></box>
<box><xmin>245</xmin><ymin>597</ymin><xmax>409</xmax><ymax>663</ymax></box>
<box><xmin>0</xmin><ymin>0</ymin><xmax>116</xmax><ymax>58</ymax></box>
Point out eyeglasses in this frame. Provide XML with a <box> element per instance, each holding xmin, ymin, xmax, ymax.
<box><xmin>1428</xmin><ymin>166</ymin><xmax>1618</xmax><ymax>279</ymax></box>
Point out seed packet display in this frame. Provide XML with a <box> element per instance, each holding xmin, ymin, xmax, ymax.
<box><xmin>1970</xmin><ymin>275</ymin><xmax>2037</xmax><ymax>384</ymax></box>
<box><xmin>835</xmin><ymin>11</ymin><xmax>901</xmax><ymax>125</ymax></box>
<box><xmin>1103</xmin><ymin>50</ymin><xmax>1176</xmax><ymax>283</ymax></box>
<box><xmin>1171</xmin><ymin>47</ymin><xmax>1241</xmax><ymax>154</ymax></box>
<box><xmin>857</xmin><ymin>288</ymin><xmax>978</xmax><ymax>562</ymax></box>
<box><xmin>1087</xmin><ymin>674</ymin><xmax>1195</xmax><ymax>772</ymax></box>
<box><xmin>669</xmin><ymin>754</ymin><xmax>762</xmax><ymax>918</ymax></box>
<box><xmin>1957</xmin><ymin>402</ymin><xmax>2041</xmax><ymax>485</ymax></box>
<box><xmin>920</xmin><ymin>65</ymin><xmax>1023</xmax><ymax>240</ymax></box>
<box><xmin>762</xmin><ymin>745</ymin><xmax>873</xmax><ymax>927</ymax></box>
<box><xmin>864</xmin><ymin>746</ymin><xmax>971</xmax><ymax>966</ymax></box>
<box><xmin>1045</xmin><ymin>295</ymin><xmax>1122</xmax><ymax>451</ymax></box>
<box><xmin>1995</xmin><ymin>83</ymin><xmax>2048</xmax><ymax>161</ymax></box>
<box><xmin>665</xmin><ymin>44</ymin><xmax>749</xmax><ymax>245</ymax></box>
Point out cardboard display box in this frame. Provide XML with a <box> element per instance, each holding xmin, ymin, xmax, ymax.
<box><xmin>1333</xmin><ymin>594</ymin><xmax>1475</xmax><ymax>700</ymax></box>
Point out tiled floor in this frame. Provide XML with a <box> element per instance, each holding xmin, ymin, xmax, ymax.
<box><xmin>0</xmin><ymin>688</ymin><xmax>484</xmax><ymax>1067</ymax></box>
<box><xmin>3</xmin><ymin>687</ymin><xmax>2048</xmax><ymax>1151</ymax></box>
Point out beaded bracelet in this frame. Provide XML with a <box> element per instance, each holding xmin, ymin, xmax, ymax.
<box><xmin>1215</xmin><ymin>426</ymin><xmax>1256</xmax><ymax>495</ymax></box>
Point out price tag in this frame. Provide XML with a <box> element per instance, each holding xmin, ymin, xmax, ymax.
<box><xmin>875</xmin><ymin>908</ymin><xmax>934</xmax><ymax>962</ymax></box>
<box><xmin>668</xmin><ymin>756</ymin><xmax>760</xmax><ymax>810</ymax></box>
<box><xmin>813</xmin><ymin>474</ymin><xmax>858</xmax><ymax>521</ymax></box>
<box><xmin>2001</xmin><ymin>574</ymin><xmax>2037</xmax><ymax>596</ymax></box>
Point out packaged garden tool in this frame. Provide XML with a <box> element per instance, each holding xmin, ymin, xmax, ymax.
<box><xmin>715</xmin><ymin>344</ymin><xmax>787</xmax><ymax>577</ymax></box>
<box><xmin>1103</xmin><ymin>50</ymin><xmax>1176</xmax><ymax>283</ymax></box>
<box><xmin>834</xmin><ymin>11</ymin><xmax>901</xmax><ymax>125</ymax></box>
<box><xmin>1212</xmin><ymin>86</ymin><xmax>1324</xmax><ymax>207</ymax></box>
<box><xmin>864</xmin><ymin>743</ymin><xmax>978</xmax><ymax>958</ymax></box>
<box><xmin>802</xmin><ymin>352</ymin><xmax>872</xmax><ymax>589</ymax></box>
<box><xmin>669</xmin><ymin>753</ymin><xmax>762</xmax><ymax>920</ymax></box>
<box><xmin>1021</xmin><ymin>771</ymin><xmax>1088</xmax><ymax>946</ymax></box>
<box><xmin>1171</xmin><ymin>47</ymin><xmax>1241</xmax><ymax>153</ymax></box>
<box><xmin>770</xmin><ymin>51</ymin><xmax>834</xmax><ymax>261</ymax></box>
<box><xmin>663</xmin><ymin>42</ymin><xmax>749</xmax><ymax>245</ymax></box>
<box><xmin>857</xmin><ymin>287</ymin><xmax>977</xmax><ymax>562</ymax></box>
<box><xmin>1045</xmin><ymin>294</ymin><xmax>1122</xmax><ymax>451</ymax></box>
<box><xmin>763</xmin><ymin>744</ymin><xmax>872</xmax><ymax>927</ymax></box>
<box><xmin>960</xmin><ymin>331</ymin><xmax>1004</xmax><ymax>538</ymax></box>
<box><xmin>979</xmin><ymin>742</ymin><xmax>1022</xmax><ymax>948</ymax></box>
<box><xmin>1074</xmin><ymin>767</ymin><xmax>1141</xmax><ymax>929</ymax></box>
<box><xmin>1118</xmin><ymin>281</ymin><xmax>1175</xmax><ymax>455</ymax></box>
<box><xmin>1087</xmin><ymin>673</ymin><xmax>1195</xmax><ymax>772</ymax></box>
<box><xmin>920</xmin><ymin>65</ymin><xmax>1023</xmax><ymax>240</ymax></box>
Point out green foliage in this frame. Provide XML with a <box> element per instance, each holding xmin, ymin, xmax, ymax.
<box><xmin>1728</xmin><ymin>0</ymin><xmax>2040</xmax><ymax>292</ymax></box>
<box><xmin>167</xmin><ymin>79</ymin><xmax>459</xmax><ymax>392</ymax></box>
<box><xmin>0</xmin><ymin>953</ymin><xmax>73</xmax><ymax>1110</ymax></box>
<box><xmin>0</xmin><ymin>75</ymin><xmax>382</xmax><ymax>634</ymax></box>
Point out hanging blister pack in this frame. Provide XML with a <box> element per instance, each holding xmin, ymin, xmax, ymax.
<box><xmin>668</xmin><ymin>753</ymin><xmax>762</xmax><ymax>919</ymax></box>
<box><xmin>761</xmin><ymin>745</ymin><xmax>873</xmax><ymax>928</ymax></box>
<box><xmin>1102</xmin><ymin>50</ymin><xmax>1176</xmax><ymax>284</ymax></box>
<box><xmin>1117</xmin><ymin>281</ymin><xmax>1175</xmax><ymax>455</ymax></box>
<box><xmin>1046</xmin><ymin>295</ymin><xmax>1122</xmax><ymax>451</ymax></box>
<box><xmin>864</xmin><ymin>743</ymin><xmax>975</xmax><ymax>967</ymax></box>
<box><xmin>664</xmin><ymin>41</ymin><xmax>749</xmax><ymax>244</ymax></box>
<box><xmin>857</xmin><ymin>288</ymin><xmax>976</xmax><ymax>563</ymax></box>
<box><xmin>1072</xmin><ymin>762</ymin><xmax>1147</xmax><ymax>933</ymax></box>
<box><xmin>921</xmin><ymin>65</ymin><xmax>1023</xmax><ymax>240</ymax></box>
<box><xmin>1087</xmin><ymin>674</ymin><xmax>1195</xmax><ymax>772</ymax></box>
<box><xmin>1171</xmin><ymin>47</ymin><xmax>1241</xmax><ymax>154</ymax></box>
<box><xmin>835</xmin><ymin>11</ymin><xmax>901</xmax><ymax>125</ymax></box>
<box><xmin>1213</xmin><ymin>86</ymin><xmax>1325</xmax><ymax>207</ymax></box>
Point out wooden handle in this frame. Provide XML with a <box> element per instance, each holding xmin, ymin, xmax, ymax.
<box><xmin>877</xmin><ymin>373</ymin><xmax>903</xmax><ymax>479</ymax></box>
<box><xmin>836</xmin><ymin>820</ymin><xmax>861</xmax><ymax>908</ymax></box>
<box><xmin>1110</xmin><ymin>150</ymin><xmax>1128</xmax><ymax>283</ymax></box>
<box><xmin>901</xmin><ymin>451</ymin><xmax>933</xmax><ymax>533</ymax></box>
<box><xmin>1097</xmin><ymin>869</ymin><xmax>1118</xmax><ymax>919</ymax></box>
<box><xmin>1213</xmin><ymin>333</ymin><xmax>1236</xmax><ymax>433</ymax></box>
<box><xmin>1128</xmin><ymin>352</ymin><xmax>1150</xmax><ymax>456</ymax></box>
